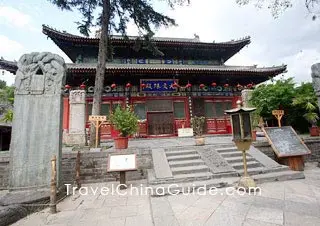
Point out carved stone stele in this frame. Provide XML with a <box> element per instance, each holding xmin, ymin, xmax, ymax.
<box><xmin>15</xmin><ymin>52</ymin><xmax>66</xmax><ymax>95</ymax></box>
<box><xmin>65</xmin><ymin>90</ymin><xmax>86</xmax><ymax>146</ymax></box>
<box><xmin>9</xmin><ymin>52</ymin><xmax>66</xmax><ymax>190</ymax></box>
<box><xmin>241</xmin><ymin>89</ymin><xmax>253</xmax><ymax>108</ymax></box>
<box><xmin>311</xmin><ymin>63</ymin><xmax>320</xmax><ymax>111</ymax></box>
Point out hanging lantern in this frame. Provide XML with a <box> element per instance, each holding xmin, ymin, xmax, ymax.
<box><xmin>126</xmin><ymin>82</ymin><xmax>132</xmax><ymax>88</ymax></box>
<box><xmin>140</xmin><ymin>83</ymin><xmax>146</xmax><ymax>88</ymax></box>
<box><xmin>185</xmin><ymin>82</ymin><xmax>192</xmax><ymax>88</ymax></box>
<box><xmin>111</xmin><ymin>83</ymin><xmax>117</xmax><ymax>89</ymax></box>
<box><xmin>211</xmin><ymin>82</ymin><xmax>217</xmax><ymax>87</ymax></box>
<box><xmin>80</xmin><ymin>83</ymin><xmax>86</xmax><ymax>89</ymax></box>
<box><xmin>172</xmin><ymin>81</ymin><xmax>179</xmax><ymax>88</ymax></box>
<box><xmin>65</xmin><ymin>84</ymin><xmax>71</xmax><ymax>90</ymax></box>
<box><xmin>224</xmin><ymin>83</ymin><xmax>229</xmax><ymax>88</ymax></box>
<box><xmin>199</xmin><ymin>84</ymin><xmax>205</xmax><ymax>89</ymax></box>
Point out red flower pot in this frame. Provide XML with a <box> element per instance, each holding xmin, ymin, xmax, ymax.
<box><xmin>309</xmin><ymin>126</ymin><xmax>319</xmax><ymax>136</ymax></box>
<box><xmin>114</xmin><ymin>137</ymin><xmax>129</xmax><ymax>149</ymax></box>
<box><xmin>252</xmin><ymin>130</ymin><xmax>257</xmax><ymax>141</ymax></box>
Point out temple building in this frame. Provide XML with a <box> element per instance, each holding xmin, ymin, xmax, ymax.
<box><xmin>0</xmin><ymin>25</ymin><xmax>287</xmax><ymax>139</ymax></box>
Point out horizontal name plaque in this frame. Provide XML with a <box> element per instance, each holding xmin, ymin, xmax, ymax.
<box><xmin>140</xmin><ymin>79</ymin><xmax>178</xmax><ymax>92</ymax></box>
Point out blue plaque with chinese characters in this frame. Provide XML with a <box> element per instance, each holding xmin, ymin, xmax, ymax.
<box><xmin>164</xmin><ymin>59</ymin><xmax>174</xmax><ymax>64</ymax></box>
<box><xmin>137</xmin><ymin>59</ymin><xmax>146</xmax><ymax>64</ymax></box>
<box><xmin>140</xmin><ymin>79</ymin><xmax>178</xmax><ymax>92</ymax></box>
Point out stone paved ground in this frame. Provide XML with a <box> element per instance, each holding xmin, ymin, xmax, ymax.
<box><xmin>11</xmin><ymin>162</ymin><xmax>320</xmax><ymax>226</ymax></box>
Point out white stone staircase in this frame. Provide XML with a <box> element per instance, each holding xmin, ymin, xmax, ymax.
<box><xmin>147</xmin><ymin>145</ymin><xmax>305</xmax><ymax>196</ymax></box>
<box><xmin>216</xmin><ymin>146</ymin><xmax>305</xmax><ymax>181</ymax></box>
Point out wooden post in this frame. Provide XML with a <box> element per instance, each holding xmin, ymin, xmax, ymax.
<box><xmin>95</xmin><ymin>120</ymin><xmax>99</xmax><ymax>148</ymax></box>
<box><xmin>88</xmin><ymin>115</ymin><xmax>107</xmax><ymax>148</ymax></box>
<box><xmin>75</xmin><ymin>151</ymin><xmax>81</xmax><ymax>189</ymax></box>
<box><xmin>50</xmin><ymin>155</ymin><xmax>57</xmax><ymax>214</ymax></box>
<box><xmin>119</xmin><ymin>171</ymin><xmax>126</xmax><ymax>190</ymax></box>
<box><xmin>272</xmin><ymin>110</ymin><xmax>284</xmax><ymax>128</ymax></box>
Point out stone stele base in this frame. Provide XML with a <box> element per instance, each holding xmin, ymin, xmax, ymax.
<box><xmin>63</xmin><ymin>133</ymin><xmax>86</xmax><ymax>146</ymax></box>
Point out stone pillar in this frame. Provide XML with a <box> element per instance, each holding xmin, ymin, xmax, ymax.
<box><xmin>311</xmin><ymin>63</ymin><xmax>320</xmax><ymax>111</ymax></box>
<box><xmin>241</xmin><ymin>89</ymin><xmax>254</xmax><ymax>107</ymax></box>
<box><xmin>65</xmin><ymin>90</ymin><xmax>86</xmax><ymax>146</ymax></box>
<box><xmin>9</xmin><ymin>52</ymin><xmax>66</xmax><ymax>190</ymax></box>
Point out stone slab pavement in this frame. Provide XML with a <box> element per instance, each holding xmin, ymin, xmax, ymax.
<box><xmin>10</xmin><ymin>163</ymin><xmax>320</xmax><ymax>226</ymax></box>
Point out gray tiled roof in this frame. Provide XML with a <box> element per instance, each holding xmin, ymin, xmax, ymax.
<box><xmin>67</xmin><ymin>63</ymin><xmax>287</xmax><ymax>73</ymax></box>
<box><xmin>42</xmin><ymin>25</ymin><xmax>251</xmax><ymax>45</ymax></box>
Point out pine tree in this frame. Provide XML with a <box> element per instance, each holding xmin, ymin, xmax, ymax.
<box><xmin>48</xmin><ymin>0</ymin><xmax>190</xmax><ymax>146</ymax></box>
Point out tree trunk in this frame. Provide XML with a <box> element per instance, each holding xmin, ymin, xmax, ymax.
<box><xmin>90</xmin><ymin>0</ymin><xmax>110</xmax><ymax>147</ymax></box>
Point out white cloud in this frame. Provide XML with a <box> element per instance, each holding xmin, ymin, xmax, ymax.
<box><xmin>0</xmin><ymin>35</ymin><xmax>24</xmax><ymax>60</ymax></box>
<box><xmin>0</xmin><ymin>6</ymin><xmax>36</xmax><ymax>31</ymax></box>
<box><xmin>146</xmin><ymin>0</ymin><xmax>319</xmax><ymax>84</ymax></box>
<box><xmin>0</xmin><ymin>70</ymin><xmax>15</xmax><ymax>86</ymax></box>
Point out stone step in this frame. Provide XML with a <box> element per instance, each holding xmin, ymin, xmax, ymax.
<box><xmin>171</xmin><ymin>165</ymin><xmax>210</xmax><ymax>175</ymax></box>
<box><xmin>149</xmin><ymin>170</ymin><xmax>305</xmax><ymax>196</ymax></box>
<box><xmin>231</xmin><ymin>161</ymin><xmax>262</xmax><ymax>170</ymax></box>
<box><xmin>252</xmin><ymin>170</ymin><xmax>305</xmax><ymax>183</ymax></box>
<box><xmin>220</xmin><ymin>152</ymin><xmax>244</xmax><ymax>158</ymax></box>
<box><xmin>165</xmin><ymin>148</ymin><xmax>196</xmax><ymax>152</ymax></box>
<box><xmin>148</xmin><ymin>170</ymin><xmax>240</xmax><ymax>185</ymax></box>
<box><xmin>149</xmin><ymin>177</ymin><xmax>239</xmax><ymax>196</ymax></box>
<box><xmin>225</xmin><ymin>156</ymin><xmax>255</xmax><ymax>163</ymax></box>
<box><xmin>237</xmin><ymin>166</ymin><xmax>288</xmax><ymax>176</ymax></box>
<box><xmin>166</xmin><ymin>150</ymin><xmax>198</xmax><ymax>157</ymax></box>
<box><xmin>167</xmin><ymin>154</ymin><xmax>200</xmax><ymax>162</ymax></box>
<box><xmin>169</xmin><ymin>159</ymin><xmax>205</xmax><ymax>168</ymax></box>
<box><xmin>215</xmin><ymin>147</ymin><xmax>238</xmax><ymax>153</ymax></box>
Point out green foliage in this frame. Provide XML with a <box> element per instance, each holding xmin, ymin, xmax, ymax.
<box><xmin>292</xmin><ymin>83</ymin><xmax>319</xmax><ymax>126</ymax></box>
<box><xmin>236</xmin><ymin>0</ymin><xmax>319</xmax><ymax>19</ymax></box>
<box><xmin>191</xmin><ymin>116</ymin><xmax>205</xmax><ymax>136</ymax></box>
<box><xmin>250</xmin><ymin>78</ymin><xmax>295</xmax><ymax>120</ymax></box>
<box><xmin>0</xmin><ymin>86</ymin><xmax>14</xmax><ymax>104</ymax></box>
<box><xmin>109</xmin><ymin>105</ymin><xmax>139</xmax><ymax>137</ymax></box>
<box><xmin>49</xmin><ymin>0</ymin><xmax>189</xmax><ymax>38</ymax></box>
<box><xmin>1</xmin><ymin>109</ymin><xmax>13</xmax><ymax>123</ymax></box>
<box><xmin>0</xmin><ymin>80</ymin><xmax>6</xmax><ymax>89</ymax></box>
<box><xmin>249</xmin><ymin>79</ymin><xmax>319</xmax><ymax>132</ymax></box>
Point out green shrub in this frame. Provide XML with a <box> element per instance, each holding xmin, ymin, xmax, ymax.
<box><xmin>191</xmin><ymin>116</ymin><xmax>206</xmax><ymax>136</ymax></box>
<box><xmin>109</xmin><ymin>105</ymin><xmax>139</xmax><ymax>137</ymax></box>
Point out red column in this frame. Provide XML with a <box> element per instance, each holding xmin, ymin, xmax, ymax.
<box><xmin>63</xmin><ymin>96</ymin><xmax>69</xmax><ymax>131</ymax></box>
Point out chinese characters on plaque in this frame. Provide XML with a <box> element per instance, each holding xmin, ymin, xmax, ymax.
<box><xmin>140</xmin><ymin>79</ymin><xmax>178</xmax><ymax>92</ymax></box>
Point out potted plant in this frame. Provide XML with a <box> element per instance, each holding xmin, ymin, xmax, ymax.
<box><xmin>293</xmin><ymin>94</ymin><xmax>319</xmax><ymax>136</ymax></box>
<box><xmin>109</xmin><ymin>105</ymin><xmax>139</xmax><ymax>149</ymax></box>
<box><xmin>191</xmin><ymin>116</ymin><xmax>206</xmax><ymax>146</ymax></box>
<box><xmin>304</xmin><ymin>112</ymin><xmax>319</xmax><ymax>136</ymax></box>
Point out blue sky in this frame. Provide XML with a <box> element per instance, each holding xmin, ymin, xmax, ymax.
<box><xmin>1</xmin><ymin>0</ymin><xmax>320</xmax><ymax>85</ymax></box>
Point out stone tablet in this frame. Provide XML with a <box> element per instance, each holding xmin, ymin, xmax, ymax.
<box><xmin>263</xmin><ymin>126</ymin><xmax>311</xmax><ymax>157</ymax></box>
<box><xmin>311</xmin><ymin>63</ymin><xmax>320</xmax><ymax>111</ymax></box>
<box><xmin>9</xmin><ymin>52</ymin><xmax>66</xmax><ymax>190</ymax></box>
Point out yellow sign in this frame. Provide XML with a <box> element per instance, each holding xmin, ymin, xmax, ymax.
<box><xmin>89</xmin><ymin>115</ymin><xmax>107</xmax><ymax>121</ymax></box>
<box><xmin>272</xmin><ymin>110</ymin><xmax>284</xmax><ymax>116</ymax></box>
<box><xmin>272</xmin><ymin>110</ymin><xmax>284</xmax><ymax>128</ymax></box>
<box><xmin>89</xmin><ymin>115</ymin><xmax>107</xmax><ymax>148</ymax></box>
